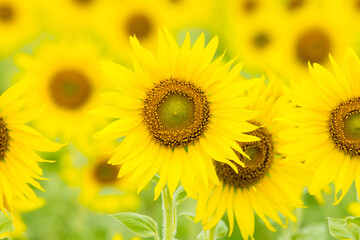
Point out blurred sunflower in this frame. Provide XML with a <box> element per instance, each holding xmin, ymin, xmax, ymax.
<box><xmin>279</xmin><ymin>5</ymin><xmax>355</xmax><ymax>82</ymax></box>
<box><xmin>99</xmin><ymin>0</ymin><xmax>167</xmax><ymax>63</ymax></box>
<box><xmin>16</xmin><ymin>39</ymin><xmax>110</xmax><ymax>150</ymax></box>
<box><xmin>0</xmin><ymin>80</ymin><xmax>63</xmax><ymax>213</ymax></box>
<box><xmin>0</xmin><ymin>0</ymin><xmax>41</xmax><ymax>58</ymax></box>
<box><xmin>279</xmin><ymin>49</ymin><xmax>360</xmax><ymax>204</ymax></box>
<box><xmin>62</xmin><ymin>141</ymin><xmax>139</xmax><ymax>214</ymax></box>
<box><xmin>195</xmin><ymin>78</ymin><xmax>304</xmax><ymax>239</ymax></box>
<box><xmin>94</xmin><ymin>29</ymin><xmax>260</xmax><ymax>199</ymax></box>
<box><xmin>40</xmin><ymin>0</ymin><xmax>113</xmax><ymax>34</ymax></box>
<box><xmin>224</xmin><ymin>10</ymin><xmax>287</xmax><ymax>75</ymax></box>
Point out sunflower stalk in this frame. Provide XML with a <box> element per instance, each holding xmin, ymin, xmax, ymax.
<box><xmin>208</xmin><ymin>226</ymin><xmax>216</xmax><ymax>240</ymax></box>
<box><xmin>162</xmin><ymin>185</ymin><xmax>177</xmax><ymax>240</ymax></box>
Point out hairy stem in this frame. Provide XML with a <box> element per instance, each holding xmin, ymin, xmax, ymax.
<box><xmin>162</xmin><ymin>186</ymin><xmax>176</xmax><ymax>240</ymax></box>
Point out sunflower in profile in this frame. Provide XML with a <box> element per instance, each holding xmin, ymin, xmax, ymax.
<box><xmin>16</xmin><ymin>39</ymin><xmax>110</xmax><ymax>150</ymax></box>
<box><xmin>195</xmin><ymin>77</ymin><xmax>304</xmax><ymax>239</ymax></box>
<box><xmin>279</xmin><ymin>49</ymin><xmax>360</xmax><ymax>204</ymax></box>
<box><xmin>0</xmin><ymin>0</ymin><xmax>41</xmax><ymax>58</ymax></box>
<box><xmin>62</xmin><ymin>141</ymin><xmax>140</xmax><ymax>213</ymax></box>
<box><xmin>0</xmin><ymin>80</ymin><xmax>63</xmax><ymax>213</ymax></box>
<box><xmin>94</xmin><ymin>29</ymin><xmax>259</xmax><ymax>199</ymax></box>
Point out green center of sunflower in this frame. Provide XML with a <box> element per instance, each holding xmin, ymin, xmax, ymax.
<box><xmin>253</xmin><ymin>32</ymin><xmax>270</xmax><ymax>49</ymax></box>
<box><xmin>94</xmin><ymin>160</ymin><xmax>120</xmax><ymax>184</ymax></box>
<box><xmin>126</xmin><ymin>13</ymin><xmax>153</xmax><ymax>40</ymax></box>
<box><xmin>49</xmin><ymin>69</ymin><xmax>92</xmax><ymax>109</ymax></box>
<box><xmin>157</xmin><ymin>93</ymin><xmax>195</xmax><ymax>130</ymax></box>
<box><xmin>296</xmin><ymin>28</ymin><xmax>331</xmax><ymax>65</ymax></box>
<box><xmin>243</xmin><ymin>0</ymin><xmax>258</xmax><ymax>13</ymax></box>
<box><xmin>143</xmin><ymin>78</ymin><xmax>210</xmax><ymax>148</ymax></box>
<box><xmin>214</xmin><ymin>126</ymin><xmax>273</xmax><ymax>189</ymax></box>
<box><xmin>0</xmin><ymin>117</ymin><xmax>9</xmax><ymax>161</ymax></box>
<box><xmin>329</xmin><ymin>97</ymin><xmax>360</xmax><ymax>155</ymax></box>
<box><xmin>0</xmin><ymin>4</ymin><xmax>14</xmax><ymax>23</ymax></box>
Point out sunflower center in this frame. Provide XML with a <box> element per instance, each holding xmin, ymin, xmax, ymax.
<box><xmin>73</xmin><ymin>0</ymin><xmax>94</xmax><ymax>5</ymax></box>
<box><xmin>49</xmin><ymin>69</ymin><xmax>92</xmax><ymax>109</ymax></box>
<box><xmin>0</xmin><ymin>117</ymin><xmax>9</xmax><ymax>161</ymax></box>
<box><xmin>0</xmin><ymin>4</ymin><xmax>14</xmax><ymax>23</ymax></box>
<box><xmin>94</xmin><ymin>160</ymin><xmax>119</xmax><ymax>184</ymax></box>
<box><xmin>214</xmin><ymin>126</ymin><xmax>273</xmax><ymax>189</ymax></box>
<box><xmin>126</xmin><ymin>13</ymin><xmax>152</xmax><ymax>40</ymax></box>
<box><xmin>296</xmin><ymin>28</ymin><xmax>331</xmax><ymax>65</ymax></box>
<box><xmin>243</xmin><ymin>0</ymin><xmax>257</xmax><ymax>13</ymax></box>
<box><xmin>329</xmin><ymin>97</ymin><xmax>360</xmax><ymax>155</ymax></box>
<box><xmin>253</xmin><ymin>32</ymin><xmax>270</xmax><ymax>49</ymax></box>
<box><xmin>287</xmin><ymin>0</ymin><xmax>305</xmax><ymax>10</ymax></box>
<box><xmin>143</xmin><ymin>78</ymin><xmax>210</xmax><ymax>148</ymax></box>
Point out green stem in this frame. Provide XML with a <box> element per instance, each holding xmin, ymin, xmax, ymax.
<box><xmin>162</xmin><ymin>186</ymin><xmax>176</xmax><ymax>240</ymax></box>
<box><xmin>209</xmin><ymin>226</ymin><xmax>216</xmax><ymax>240</ymax></box>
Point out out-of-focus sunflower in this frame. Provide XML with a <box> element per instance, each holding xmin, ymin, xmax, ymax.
<box><xmin>94</xmin><ymin>29</ymin><xmax>260</xmax><ymax>199</ymax></box>
<box><xmin>279</xmin><ymin>5</ymin><xmax>355</xmax><ymax>83</ymax></box>
<box><xmin>195</xmin><ymin>78</ymin><xmax>304</xmax><ymax>239</ymax></box>
<box><xmin>40</xmin><ymin>0</ymin><xmax>113</xmax><ymax>34</ymax></box>
<box><xmin>224</xmin><ymin>0</ymin><xmax>280</xmax><ymax>20</ymax></box>
<box><xmin>99</xmin><ymin>0</ymin><xmax>167</xmax><ymax>64</ymax></box>
<box><xmin>279</xmin><ymin>49</ymin><xmax>360</xmax><ymax>204</ymax></box>
<box><xmin>16</xmin><ymin>39</ymin><xmax>110</xmax><ymax>151</ymax></box>
<box><xmin>0</xmin><ymin>80</ymin><xmax>63</xmax><ymax>213</ymax></box>
<box><xmin>0</xmin><ymin>0</ymin><xmax>41</xmax><ymax>58</ymax></box>
<box><xmin>224</xmin><ymin>10</ymin><xmax>287</xmax><ymax>75</ymax></box>
<box><xmin>0</xmin><ymin>198</ymin><xmax>45</xmax><ymax>239</ymax></box>
<box><xmin>62</xmin><ymin>141</ymin><xmax>140</xmax><ymax>214</ymax></box>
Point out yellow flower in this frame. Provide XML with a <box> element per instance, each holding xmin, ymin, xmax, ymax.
<box><xmin>16</xmin><ymin>39</ymin><xmax>110</xmax><ymax>151</ymax></box>
<box><xmin>62</xmin><ymin>141</ymin><xmax>140</xmax><ymax>214</ymax></box>
<box><xmin>279</xmin><ymin>49</ymin><xmax>360</xmax><ymax>204</ymax></box>
<box><xmin>94</xmin><ymin>29</ymin><xmax>259</xmax><ymax>199</ymax></box>
<box><xmin>195</xmin><ymin>78</ymin><xmax>304</xmax><ymax>239</ymax></box>
<box><xmin>0</xmin><ymin>0</ymin><xmax>41</xmax><ymax>58</ymax></box>
<box><xmin>0</xmin><ymin>80</ymin><xmax>63</xmax><ymax>213</ymax></box>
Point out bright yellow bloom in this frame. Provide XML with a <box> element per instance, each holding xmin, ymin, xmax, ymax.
<box><xmin>16</xmin><ymin>39</ymin><xmax>110</xmax><ymax>151</ymax></box>
<box><xmin>279</xmin><ymin>49</ymin><xmax>360</xmax><ymax>204</ymax></box>
<box><xmin>0</xmin><ymin>80</ymin><xmax>63</xmax><ymax>213</ymax></box>
<box><xmin>0</xmin><ymin>0</ymin><xmax>41</xmax><ymax>58</ymax></box>
<box><xmin>196</xmin><ymin>78</ymin><xmax>304</xmax><ymax>239</ymax></box>
<box><xmin>94</xmin><ymin>29</ymin><xmax>259</xmax><ymax>199</ymax></box>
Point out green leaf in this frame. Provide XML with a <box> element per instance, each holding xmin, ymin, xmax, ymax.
<box><xmin>179</xmin><ymin>212</ymin><xmax>196</xmax><ymax>222</ymax></box>
<box><xmin>0</xmin><ymin>211</ymin><xmax>14</xmax><ymax>235</ymax></box>
<box><xmin>112</xmin><ymin>212</ymin><xmax>159</xmax><ymax>240</ymax></box>
<box><xmin>292</xmin><ymin>223</ymin><xmax>327</xmax><ymax>240</ymax></box>
<box><xmin>173</xmin><ymin>186</ymin><xmax>187</xmax><ymax>206</ymax></box>
<box><xmin>151</xmin><ymin>175</ymin><xmax>160</xmax><ymax>183</ymax></box>
<box><xmin>328</xmin><ymin>217</ymin><xmax>360</xmax><ymax>240</ymax></box>
<box><xmin>0</xmin><ymin>237</ymin><xmax>10</xmax><ymax>240</ymax></box>
<box><xmin>215</xmin><ymin>220</ymin><xmax>228</xmax><ymax>239</ymax></box>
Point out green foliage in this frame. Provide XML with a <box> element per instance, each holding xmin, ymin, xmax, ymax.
<box><xmin>197</xmin><ymin>220</ymin><xmax>228</xmax><ymax>240</ymax></box>
<box><xmin>179</xmin><ymin>212</ymin><xmax>196</xmax><ymax>222</ymax></box>
<box><xmin>174</xmin><ymin>186</ymin><xmax>187</xmax><ymax>206</ymax></box>
<box><xmin>0</xmin><ymin>211</ymin><xmax>14</xmax><ymax>235</ymax></box>
<box><xmin>328</xmin><ymin>216</ymin><xmax>360</xmax><ymax>240</ymax></box>
<box><xmin>112</xmin><ymin>212</ymin><xmax>160</xmax><ymax>240</ymax></box>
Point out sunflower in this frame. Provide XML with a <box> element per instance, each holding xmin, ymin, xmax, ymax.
<box><xmin>16</xmin><ymin>39</ymin><xmax>110</xmax><ymax>151</ymax></box>
<box><xmin>99</xmin><ymin>0</ymin><xmax>168</xmax><ymax>64</ymax></box>
<box><xmin>224</xmin><ymin>9</ymin><xmax>288</xmax><ymax>75</ymax></box>
<box><xmin>195</xmin><ymin>77</ymin><xmax>304</xmax><ymax>239</ymax></box>
<box><xmin>279</xmin><ymin>49</ymin><xmax>360</xmax><ymax>204</ymax></box>
<box><xmin>278</xmin><ymin>4</ymin><xmax>356</xmax><ymax>83</ymax></box>
<box><xmin>62</xmin><ymin>141</ymin><xmax>140</xmax><ymax>213</ymax></box>
<box><xmin>0</xmin><ymin>0</ymin><xmax>41</xmax><ymax>58</ymax></box>
<box><xmin>0</xmin><ymin>80</ymin><xmax>63</xmax><ymax>213</ymax></box>
<box><xmin>93</xmin><ymin>29</ymin><xmax>260</xmax><ymax>199</ymax></box>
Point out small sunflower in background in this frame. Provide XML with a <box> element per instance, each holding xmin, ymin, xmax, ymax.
<box><xmin>39</xmin><ymin>0</ymin><xmax>113</xmax><ymax>35</ymax></box>
<box><xmin>279</xmin><ymin>49</ymin><xmax>360</xmax><ymax>204</ymax></box>
<box><xmin>62</xmin><ymin>141</ymin><xmax>140</xmax><ymax>214</ymax></box>
<box><xmin>278</xmin><ymin>4</ymin><xmax>356</xmax><ymax>83</ymax></box>
<box><xmin>195</xmin><ymin>77</ymin><xmax>304</xmax><ymax>239</ymax></box>
<box><xmin>0</xmin><ymin>0</ymin><xmax>41</xmax><ymax>58</ymax></box>
<box><xmin>99</xmin><ymin>0</ymin><xmax>167</xmax><ymax>64</ymax></box>
<box><xmin>0</xmin><ymin>80</ymin><xmax>63</xmax><ymax>213</ymax></box>
<box><xmin>94</xmin><ymin>29</ymin><xmax>260</xmax><ymax>199</ymax></box>
<box><xmin>16</xmin><ymin>39</ymin><xmax>111</xmax><ymax>151</ymax></box>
